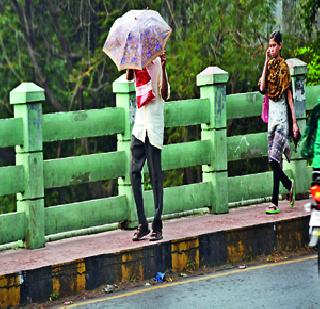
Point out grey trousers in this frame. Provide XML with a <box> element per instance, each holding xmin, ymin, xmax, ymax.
<box><xmin>130</xmin><ymin>135</ymin><xmax>163</xmax><ymax>232</ymax></box>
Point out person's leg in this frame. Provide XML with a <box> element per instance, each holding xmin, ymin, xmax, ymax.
<box><xmin>276</xmin><ymin>162</ymin><xmax>292</xmax><ymax>191</ymax></box>
<box><xmin>130</xmin><ymin>136</ymin><xmax>148</xmax><ymax>232</ymax></box>
<box><xmin>145</xmin><ymin>136</ymin><xmax>163</xmax><ymax>237</ymax></box>
<box><xmin>270</xmin><ymin>159</ymin><xmax>281</xmax><ymax>207</ymax></box>
<box><xmin>269</xmin><ymin>159</ymin><xmax>293</xmax><ymax>210</ymax></box>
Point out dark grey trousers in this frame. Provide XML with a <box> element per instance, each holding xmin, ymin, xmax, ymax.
<box><xmin>130</xmin><ymin>135</ymin><xmax>163</xmax><ymax>232</ymax></box>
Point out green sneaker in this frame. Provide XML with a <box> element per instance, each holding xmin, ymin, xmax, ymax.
<box><xmin>265</xmin><ymin>205</ymin><xmax>281</xmax><ymax>215</ymax></box>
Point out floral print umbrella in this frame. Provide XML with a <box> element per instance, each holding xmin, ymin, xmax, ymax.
<box><xmin>103</xmin><ymin>10</ymin><xmax>172</xmax><ymax>71</ymax></box>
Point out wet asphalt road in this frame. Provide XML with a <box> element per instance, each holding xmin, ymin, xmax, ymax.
<box><xmin>66</xmin><ymin>255</ymin><xmax>320</xmax><ymax>309</ymax></box>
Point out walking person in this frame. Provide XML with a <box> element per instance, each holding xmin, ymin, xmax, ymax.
<box><xmin>126</xmin><ymin>52</ymin><xmax>169</xmax><ymax>240</ymax></box>
<box><xmin>259</xmin><ymin>31</ymin><xmax>300</xmax><ymax>214</ymax></box>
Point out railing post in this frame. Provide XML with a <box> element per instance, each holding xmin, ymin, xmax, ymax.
<box><xmin>10</xmin><ymin>83</ymin><xmax>45</xmax><ymax>249</ymax></box>
<box><xmin>197</xmin><ymin>67</ymin><xmax>229</xmax><ymax>214</ymax></box>
<box><xmin>284</xmin><ymin>58</ymin><xmax>310</xmax><ymax>197</ymax></box>
<box><xmin>113</xmin><ymin>74</ymin><xmax>138</xmax><ymax>228</ymax></box>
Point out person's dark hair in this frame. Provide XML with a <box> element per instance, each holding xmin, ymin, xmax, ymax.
<box><xmin>269</xmin><ymin>31</ymin><xmax>282</xmax><ymax>45</ymax></box>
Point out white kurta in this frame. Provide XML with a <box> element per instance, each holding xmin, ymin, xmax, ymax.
<box><xmin>132</xmin><ymin>57</ymin><xmax>170</xmax><ymax>149</ymax></box>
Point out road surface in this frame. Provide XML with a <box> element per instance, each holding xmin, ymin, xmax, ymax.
<box><xmin>64</xmin><ymin>255</ymin><xmax>320</xmax><ymax>309</ymax></box>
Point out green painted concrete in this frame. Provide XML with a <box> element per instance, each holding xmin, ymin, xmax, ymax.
<box><xmin>13</xmin><ymin>101</ymin><xmax>43</xmax><ymax>153</ymax></box>
<box><xmin>9</xmin><ymin>83</ymin><xmax>45</xmax><ymax>248</ymax></box>
<box><xmin>45</xmin><ymin>196</ymin><xmax>127</xmax><ymax>235</ymax></box>
<box><xmin>0</xmin><ymin>62</ymin><xmax>318</xmax><ymax>248</ymax></box>
<box><xmin>196</xmin><ymin>66</ymin><xmax>229</xmax><ymax>86</ymax></box>
<box><xmin>200</xmin><ymin>85</ymin><xmax>227</xmax><ymax>129</ymax></box>
<box><xmin>9</xmin><ymin>82</ymin><xmax>45</xmax><ymax>105</ymax></box>
<box><xmin>228</xmin><ymin>171</ymin><xmax>285</xmax><ymax>203</ymax></box>
<box><xmin>198</xmin><ymin>68</ymin><xmax>228</xmax><ymax>214</ymax></box>
<box><xmin>0</xmin><ymin>118</ymin><xmax>23</xmax><ymax>148</ymax></box>
<box><xmin>144</xmin><ymin>182</ymin><xmax>212</xmax><ymax>217</ymax></box>
<box><xmin>0</xmin><ymin>166</ymin><xmax>24</xmax><ymax>196</ymax></box>
<box><xmin>114</xmin><ymin>76</ymin><xmax>138</xmax><ymax>228</ymax></box>
<box><xmin>164</xmin><ymin>99</ymin><xmax>210</xmax><ymax>127</ymax></box>
<box><xmin>286</xmin><ymin>57</ymin><xmax>308</xmax><ymax>76</ymax></box>
<box><xmin>227</xmin><ymin>91</ymin><xmax>263</xmax><ymax>120</ymax></box>
<box><xmin>227</xmin><ymin>132</ymin><xmax>267</xmax><ymax>161</ymax></box>
<box><xmin>162</xmin><ymin>140</ymin><xmax>211</xmax><ymax>171</ymax></box>
<box><xmin>16</xmin><ymin>152</ymin><xmax>44</xmax><ymax>200</ymax></box>
<box><xmin>113</xmin><ymin>74</ymin><xmax>135</xmax><ymax>93</ymax></box>
<box><xmin>0</xmin><ymin>212</ymin><xmax>25</xmax><ymax>245</ymax></box>
<box><xmin>203</xmin><ymin>171</ymin><xmax>228</xmax><ymax>214</ymax></box>
<box><xmin>43</xmin><ymin>151</ymin><xmax>126</xmax><ymax>188</ymax></box>
<box><xmin>202</xmin><ymin>129</ymin><xmax>227</xmax><ymax>172</ymax></box>
<box><xmin>17</xmin><ymin>199</ymin><xmax>45</xmax><ymax>248</ymax></box>
<box><xmin>43</xmin><ymin>107</ymin><xmax>124</xmax><ymax>142</ymax></box>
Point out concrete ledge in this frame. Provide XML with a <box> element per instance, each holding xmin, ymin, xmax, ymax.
<box><xmin>0</xmin><ymin>200</ymin><xmax>310</xmax><ymax>307</ymax></box>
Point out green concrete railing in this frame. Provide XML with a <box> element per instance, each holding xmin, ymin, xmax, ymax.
<box><xmin>0</xmin><ymin>58</ymin><xmax>319</xmax><ymax>249</ymax></box>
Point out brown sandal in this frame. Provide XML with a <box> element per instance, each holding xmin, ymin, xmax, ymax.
<box><xmin>132</xmin><ymin>224</ymin><xmax>150</xmax><ymax>241</ymax></box>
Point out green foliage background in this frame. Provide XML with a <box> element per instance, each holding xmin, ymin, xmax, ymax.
<box><xmin>0</xmin><ymin>0</ymin><xmax>319</xmax><ymax>214</ymax></box>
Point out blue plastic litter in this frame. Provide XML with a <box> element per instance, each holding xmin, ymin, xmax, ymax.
<box><xmin>154</xmin><ymin>272</ymin><xmax>165</xmax><ymax>282</ymax></box>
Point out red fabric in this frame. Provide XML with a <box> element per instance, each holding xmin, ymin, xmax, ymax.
<box><xmin>134</xmin><ymin>68</ymin><xmax>155</xmax><ymax>108</ymax></box>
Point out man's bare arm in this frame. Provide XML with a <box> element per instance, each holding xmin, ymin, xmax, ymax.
<box><xmin>160</xmin><ymin>52</ymin><xmax>169</xmax><ymax>100</ymax></box>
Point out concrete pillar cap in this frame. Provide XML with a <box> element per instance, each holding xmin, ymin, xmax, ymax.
<box><xmin>113</xmin><ymin>74</ymin><xmax>135</xmax><ymax>93</ymax></box>
<box><xmin>286</xmin><ymin>58</ymin><xmax>308</xmax><ymax>76</ymax></box>
<box><xmin>197</xmin><ymin>67</ymin><xmax>229</xmax><ymax>86</ymax></box>
<box><xmin>10</xmin><ymin>83</ymin><xmax>45</xmax><ymax>105</ymax></box>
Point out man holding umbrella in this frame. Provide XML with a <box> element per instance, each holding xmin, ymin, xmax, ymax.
<box><xmin>103</xmin><ymin>9</ymin><xmax>171</xmax><ymax>241</ymax></box>
<box><xmin>127</xmin><ymin>52</ymin><xmax>169</xmax><ymax>241</ymax></box>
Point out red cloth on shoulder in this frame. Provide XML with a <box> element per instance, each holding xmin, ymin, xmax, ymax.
<box><xmin>134</xmin><ymin>68</ymin><xmax>155</xmax><ymax>108</ymax></box>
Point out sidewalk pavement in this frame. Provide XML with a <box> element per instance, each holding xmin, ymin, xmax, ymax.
<box><xmin>0</xmin><ymin>199</ymin><xmax>311</xmax><ymax>307</ymax></box>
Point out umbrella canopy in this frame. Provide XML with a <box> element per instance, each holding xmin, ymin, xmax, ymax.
<box><xmin>103</xmin><ymin>10</ymin><xmax>171</xmax><ymax>71</ymax></box>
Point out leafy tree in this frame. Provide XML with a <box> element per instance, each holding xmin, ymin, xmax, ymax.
<box><xmin>295</xmin><ymin>46</ymin><xmax>320</xmax><ymax>85</ymax></box>
<box><xmin>294</xmin><ymin>0</ymin><xmax>320</xmax><ymax>85</ymax></box>
<box><xmin>164</xmin><ymin>0</ymin><xmax>277</xmax><ymax>98</ymax></box>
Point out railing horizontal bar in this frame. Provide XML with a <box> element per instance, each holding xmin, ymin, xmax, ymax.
<box><xmin>162</xmin><ymin>140</ymin><xmax>211</xmax><ymax>171</ymax></box>
<box><xmin>227</xmin><ymin>132</ymin><xmax>267</xmax><ymax>161</ymax></box>
<box><xmin>165</xmin><ymin>99</ymin><xmax>210</xmax><ymax>127</ymax></box>
<box><xmin>227</xmin><ymin>91</ymin><xmax>263</xmax><ymax>120</ymax></box>
<box><xmin>0</xmin><ymin>212</ymin><xmax>25</xmax><ymax>245</ymax></box>
<box><xmin>148</xmin><ymin>208</ymin><xmax>210</xmax><ymax>222</ymax></box>
<box><xmin>144</xmin><ymin>182</ymin><xmax>212</xmax><ymax>216</ymax></box>
<box><xmin>229</xmin><ymin>197</ymin><xmax>273</xmax><ymax>208</ymax></box>
<box><xmin>43</xmin><ymin>151</ymin><xmax>126</xmax><ymax>188</ymax></box>
<box><xmin>0</xmin><ymin>241</ymin><xmax>20</xmax><ymax>251</ymax></box>
<box><xmin>227</xmin><ymin>86</ymin><xmax>320</xmax><ymax>121</ymax></box>
<box><xmin>228</xmin><ymin>171</ymin><xmax>291</xmax><ymax>203</ymax></box>
<box><xmin>43</xmin><ymin>107</ymin><xmax>124</xmax><ymax>142</ymax></box>
<box><xmin>45</xmin><ymin>223</ymin><xmax>119</xmax><ymax>242</ymax></box>
<box><xmin>45</xmin><ymin>196</ymin><xmax>127</xmax><ymax>235</ymax></box>
<box><xmin>0</xmin><ymin>165</ymin><xmax>24</xmax><ymax>196</ymax></box>
<box><xmin>0</xmin><ymin>118</ymin><xmax>23</xmax><ymax>148</ymax></box>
